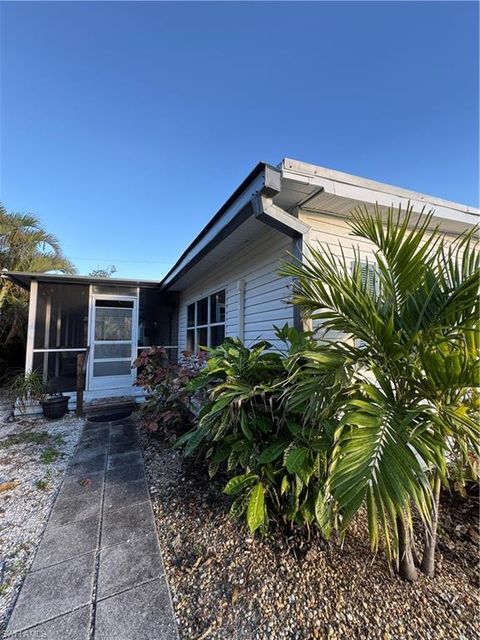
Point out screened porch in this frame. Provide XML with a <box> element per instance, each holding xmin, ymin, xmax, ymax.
<box><xmin>8</xmin><ymin>273</ymin><xmax>178</xmax><ymax>400</ymax></box>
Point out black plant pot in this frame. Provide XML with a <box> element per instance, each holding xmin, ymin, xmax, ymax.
<box><xmin>41</xmin><ymin>395</ymin><xmax>70</xmax><ymax>420</ymax></box>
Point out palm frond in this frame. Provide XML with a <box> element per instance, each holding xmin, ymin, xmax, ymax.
<box><xmin>330</xmin><ymin>383</ymin><xmax>434</xmax><ymax>561</ymax></box>
<box><xmin>349</xmin><ymin>203</ymin><xmax>443</xmax><ymax>311</ymax></box>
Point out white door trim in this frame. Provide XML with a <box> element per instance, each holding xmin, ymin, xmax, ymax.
<box><xmin>87</xmin><ymin>293</ymin><xmax>139</xmax><ymax>392</ymax></box>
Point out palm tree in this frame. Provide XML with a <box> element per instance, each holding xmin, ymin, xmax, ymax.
<box><xmin>281</xmin><ymin>204</ymin><xmax>479</xmax><ymax>580</ymax></box>
<box><xmin>0</xmin><ymin>204</ymin><xmax>76</xmax><ymax>356</ymax></box>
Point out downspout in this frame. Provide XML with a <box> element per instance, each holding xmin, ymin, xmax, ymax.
<box><xmin>251</xmin><ymin>193</ymin><xmax>311</xmax><ymax>331</ymax></box>
<box><xmin>251</xmin><ymin>194</ymin><xmax>311</xmax><ymax>239</ymax></box>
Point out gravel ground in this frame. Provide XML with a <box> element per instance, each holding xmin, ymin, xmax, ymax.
<box><xmin>142</xmin><ymin>435</ymin><xmax>479</xmax><ymax>640</ymax></box>
<box><xmin>0</xmin><ymin>401</ymin><xmax>84</xmax><ymax>634</ymax></box>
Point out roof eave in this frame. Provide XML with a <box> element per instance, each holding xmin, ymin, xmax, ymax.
<box><xmin>1</xmin><ymin>271</ymin><xmax>162</xmax><ymax>291</ymax></box>
<box><xmin>160</xmin><ymin>161</ymin><xmax>281</xmax><ymax>289</ymax></box>
<box><xmin>281</xmin><ymin>157</ymin><xmax>480</xmax><ymax>227</ymax></box>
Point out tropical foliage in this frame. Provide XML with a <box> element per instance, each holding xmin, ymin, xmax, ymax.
<box><xmin>176</xmin><ymin>326</ymin><xmax>347</xmax><ymax>536</ymax></box>
<box><xmin>0</xmin><ymin>204</ymin><xmax>75</xmax><ymax>376</ymax></box>
<box><xmin>281</xmin><ymin>203</ymin><xmax>479</xmax><ymax>579</ymax></box>
<box><xmin>133</xmin><ymin>347</ymin><xmax>205</xmax><ymax>442</ymax></box>
<box><xmin>175</xmin><ymin>204</ymin><xmax>479</xmax><ymax>581</ymax></box>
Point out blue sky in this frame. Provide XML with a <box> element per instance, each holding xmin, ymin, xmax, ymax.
<box><xmin>1</xmin><ymin>1</ymin><xmax>478</xmax><ymax>279</ymax></box>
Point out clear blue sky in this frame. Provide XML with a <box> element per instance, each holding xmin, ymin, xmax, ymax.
<box><xmin>1</xmin><ymin>1</ymin><xmax>478</xmax><ymax>279</ymax></box>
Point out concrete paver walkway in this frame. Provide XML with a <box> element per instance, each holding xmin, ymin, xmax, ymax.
<box><xmin>5</xmin><ymin>418</ymin><xmax>179</xmax><ymax>640</ymax></box>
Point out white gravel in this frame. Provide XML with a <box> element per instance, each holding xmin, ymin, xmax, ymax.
<box><xmin>0</xmin><ymin>406</ymin><xmax>84</xmax><ymax>634</ymax></box>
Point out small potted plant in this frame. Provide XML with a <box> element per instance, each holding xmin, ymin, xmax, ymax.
<box><xmin>8</xmin><ymin>370</ymin><xmax>70</xmax><ymax>419</ymax></box>
<box><xmin>8</xmin><ymin>369</ymin><xmax>46</xmax><ymax>414</ymax></box>
<box><xmin>40</xmin><ymin>378</ymin><xmax>70</xmax><ymax>419</ymax></box>
<box><xmin>40</xmin><ymin>391</ymin><xmax>70</xmax><ymax>419</ymax></box>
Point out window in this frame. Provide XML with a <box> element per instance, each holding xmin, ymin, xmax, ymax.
<box><xmin>186</xmin><ymin>289</ymin><xmax>225</xmax><ymax>352</ymax></box>
<box><xmin>358</xmin><ymin>261</ymin><xmax>380</xmax><ymax>295</ymax></box>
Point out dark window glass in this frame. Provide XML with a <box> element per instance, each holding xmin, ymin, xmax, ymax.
<box><xmin>187</xmin><ymin>303</ymin><xmax>195</xmax><ymax>327</ymax></box>
<box><xmin>186</xmin><ymin>329</ymin><xmax>195</xmax><ymax>352</ymax></box>
<box><xmin>210</xmin><ymin>290</ymin><xmax>225</xmax><ymax>324</ymax></box>
<box><xmin>95</xmin><ymin>300</ymin><xmax>133</xmax><ymax>308</ymax></box>
<box><xmin>210</xmin><ymin>325</ymin><xmax>225</xmax><ymax>348</ymax></box>
<box><xmin>197</xmin><ymin>327</ymin><xmax>208</xmax><ymax>350</ymax></box>
<box><xmin>196</xmin><ymin>297</ymin><xmax>208</xmax><ymax>325</ymax></box>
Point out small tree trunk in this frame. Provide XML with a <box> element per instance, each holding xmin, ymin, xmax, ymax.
<box><xmin>421</xmin><ymin>471</ymin><xmax>441</xmax><ymax>577</ymax></box>
<box><xmin>397</xmin><ymin>516</ymin><xmax>418</xmax><ymax>581</ymax></box>
<box><xmin>4</xmin><ymin>313</ymin><xmax>24</xmax><ymax>345</ymax></box>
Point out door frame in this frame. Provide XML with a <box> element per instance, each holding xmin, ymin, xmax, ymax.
<box><xmin>86</xmin><ymin>291</ymin><xmax>139</xmax><ymax>392</ymax></box>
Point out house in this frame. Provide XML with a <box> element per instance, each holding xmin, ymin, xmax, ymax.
<box><xmin>4</xmin><ymin>158</ymin><xmax>479</xmax><ymax>410</ymax></box>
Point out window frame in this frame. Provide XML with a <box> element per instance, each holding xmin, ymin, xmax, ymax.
<box><xmin>186</xmin><ymin>289</ymin><xmax>226</xmax><ymax>352</ymax></box>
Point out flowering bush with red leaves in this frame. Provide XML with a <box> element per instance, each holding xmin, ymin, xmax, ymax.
<box><xmin>133</xmin><ymin>347</ymin><xmax>206</xmax><ymax>441</ymax></box>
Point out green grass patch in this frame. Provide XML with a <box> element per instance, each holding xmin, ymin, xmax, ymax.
<box><xmin>34</xmin><ymin>478</ymin><xmax>49</xmax><ymax>491</ymax></box>
<box><xmin>40</xmin><ymin>447</ymin><xmax>60</xmax><ymax>464</ymax></box>
<box><xmin>53</xmin><ymin>433</ymin><xmax>65</xmax><ymax>446</ymax></box>
<box><xmin>0</xmin><ymin>431</ymin><xmax>50</xmax><ymax>449</ymax></box>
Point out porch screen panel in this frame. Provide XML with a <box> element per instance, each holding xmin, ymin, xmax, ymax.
<box><xmin>94</xmin><ymin>343</ymin><xmax>132</xmax><ymax>359</ymax></box>
<box><xmin>92</xmin><ymin>300</ymin><xmax>134</xmax><ymax>381</ymax></box>
<box><xmin>32</xmin><ymin>351</ymin><xmax>80</xmax><ymax>394</ymax></box>
<box><xmin>32</xmin><ymin>283</ymin><xmax>89</xmax><ymax>392</ymax></box>
<box><xmin>92</xmin><ymin>284</ymin><xmax>137</xmax><ymax>296</ymax></box>
<box><xmin>138</xmin><ymin>287</ymin><xmax>178</xmax><ymax>362</ymax></box>
<box><xmin>94</xmin><ymin>306</ymin><xmax>133</xmax><ymax>341</ymax></box>
<box><xmin>34</xmin><ymin>283</ymin><xmax>88</xmax><ymax>349</ymax></box>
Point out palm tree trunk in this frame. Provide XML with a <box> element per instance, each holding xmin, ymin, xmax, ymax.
<box><xmin>397</xmin><ymin>516</ymin><xmax>418</xmax><ymax>581</ymax></box>
<box><xmin>420</xmin><ymin>471</ymin><xmax>441</xmax><ymax>577</ymax></box>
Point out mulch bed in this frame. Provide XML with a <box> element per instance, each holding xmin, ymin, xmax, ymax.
<box><xmin>142</xmin><ymin>434</ymin><xmax>479</xmax><ymax>640</ymax></box>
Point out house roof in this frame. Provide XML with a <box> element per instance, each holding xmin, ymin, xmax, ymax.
<box><xmin>160</xmin><ymin>158</ymin><xmax>479</xmax><ymax>290</ymax></box>
<box><xmin>2</xmin><ymin>270</ymin><xmax>161</xmax><ymax>291</ymax></box>
<box><xmin>4</xmin><ymin>159</ymin><xmax>478</xmax><ymax>293</ymax></box>
<box><xmin>159</xmin><ymin>162</ymin><xmax>281</xmax><ymax>289</ymax></box>
<box><xmin>279</xmin><ymin>158</ymin><xmax>479</xmax><ymax>227</ymax></box>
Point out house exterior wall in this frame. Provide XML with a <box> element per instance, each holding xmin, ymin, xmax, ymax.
<box><xmin>177</xmin><ymin>227</ymin><xmax>295</xmax><ymax>352</ymax></box>
<box><xmin>297</xmin><ymin>208</ymin><xmax>464</xmax><ymax>339</ymax></box>
<box><xmin>299</xmin><ymin>209</ymin><xmax>377</xmax><ymax>261</ymax></box>
<box><xmin>297</xmin><ymin>209</ymin><xmax>462</xmax><ymax>260</ymax></box>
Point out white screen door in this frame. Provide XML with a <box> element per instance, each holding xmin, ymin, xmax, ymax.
<box><xmin>88</xmin><ymin>296</ymin><xmax>138</xmax><ymax>391</ymax></box>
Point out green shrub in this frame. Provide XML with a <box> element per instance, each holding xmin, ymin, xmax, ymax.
<box><xmin>176</xmin><ymin>325</ymin><xmax>347</xmax><ymax>535</ymax></box>
<box><xmin>133</xmin><ymin>347</ymin><xmax>205</xmax><ymax>442</ymax></box>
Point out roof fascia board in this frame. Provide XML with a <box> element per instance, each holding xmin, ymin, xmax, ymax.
<box><xmin>2</xmin><ymin>271</ymin><xmax>161</xmax><ymax>290</ymax></box>
<box><xmin>161</xmin><ymin>201</ymin><xmax>254</xmax><ymax>290</ymax></box>
<box><xmin>161</xmin><ymin>163</ymin><xmax>281</xmax><ymax>289</ymax></box>
<box><xmin>2</xmin><ymin>273</ymin><xmax>30</xmax><ymax>291</ymax></box>
<box><xmin>282</xmin><ymin>158</ymin><xmax>479</xmax><ymax>227</ymax></box>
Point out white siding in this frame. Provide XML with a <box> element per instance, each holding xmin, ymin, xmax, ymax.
<box><xmin>299</xmin><ymin>209</ymin><xmax>462</xmax><ymax>261</ymax></box>
<box><xmin>300</xmin><ymin>211</ymin><xmax>378</xmax><ymax>261</ymax></box>
<box><xmin>177</xmin><ymin>228</ymin><xmax>295</xmax><ymax>352</ymax></box>
<box><xmin>298</xmin><ymin>209</ymin><xmax>463</xmax><ymax>340</ymax></box>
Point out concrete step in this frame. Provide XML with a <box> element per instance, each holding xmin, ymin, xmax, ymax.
<box><xmin>84</xmin><ymin>396</ymin><xmax>137</xmax><ymax>422</ymax></box>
